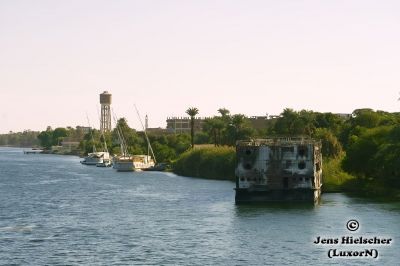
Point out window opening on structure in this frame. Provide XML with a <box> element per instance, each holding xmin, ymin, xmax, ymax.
<box><xmin>298</xmin><ymin>146</ymin><xmax>308</xmax><ymax>157</ymax></box>
<box><xmin>298</xmin><ymin>161</ymin><xmax>306</xmax><ymax>169</ymax></box>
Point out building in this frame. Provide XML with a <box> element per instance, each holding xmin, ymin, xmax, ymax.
<box><xmin>166</xmin><ymin>115</ymin><xmax>277</xmax><ymax>133</ymax></box>
<box><xmin>76</xmin><ymin>126</ymin><xmax>91</xmax><ymax>135</ymax></box>
<box><xmin>166</xmin><ymin>117</ymin><xmax>206</xmax><ymax>134</ymax></box>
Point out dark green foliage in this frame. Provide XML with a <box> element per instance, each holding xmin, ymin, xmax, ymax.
<box><xmin>148</xmin><ymin>134</ymin><xmax>191</xmax><ymax>163</ymax></box>
<box><xmin>194</xmin><ymin>132</ymin><xmax>209</xmax><ymax>144</ymax></box>
<box><xmin>110</xmin><ymin>118</ymin><xmax>144</xmax><ymax>155</ymax></box>
<box><xmin>37</xmin><ymin>127</ymin><xmax>70</xmax><ymax>148</ymax></box>
<box><xmin>173</xmin><ymin>147</ymin><xmax>236</xmax><ymax>180</ymax></box>
<box><xmin>0</xmin><ymin>130</ymin><xmax>40</xmax><ymax>147</ymax></box>
<box><xmin>202</xmin><ymin>109</ymin><xmax>254</xmax><ymax>146</ymax></box>
<box><xmin>314</xmin><ymin>128</ymin><xmax>343</xmax><ymax>158</ymax></box>
<box><xmin>37</xmin><ymin>129</ymin><xmax>53</xmax><ymax>149</ymax></box>
<box><xmin>203</xmin><ymin>117</ymin><xmax>225</xmax><ymax>146</ymax></box>
<box><xmin>272</xmin><ymin>108</ymin><xmax>316</xmax><ymax>136</ymax></box>
<box><xmin>342</xmin><ymin>124</ymin><xmax>400</xmax><ymax>189</ymax></box>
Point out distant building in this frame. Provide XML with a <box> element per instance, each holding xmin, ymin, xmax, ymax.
<box><xmin>166</xmin><ymin>117</ymin><xmax>206</xmax><ymax>134</ymax></box>
<box><xmin>76</xmin><ymin>126</ymin><xmax>91</xmax><ymax>135</ymax></box>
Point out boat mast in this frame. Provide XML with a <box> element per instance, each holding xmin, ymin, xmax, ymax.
<box><xmin>134</xmin><ymin>104</ymin><xmax>156</xmax><ymax>164</ymax></box>
<box><xmin>86</xmin><ymin>113</ymin><xmax>97</xmax><ymax>153</ymax></box>
<box><xmin>111</xmin><ymin>109</ymin><xmax>128</xmax><ymax>157</ymax></box>
<box><xmin>97</xmin><ymin>107</ymin><xmax>109</xmax><ymax>153</ymax></box>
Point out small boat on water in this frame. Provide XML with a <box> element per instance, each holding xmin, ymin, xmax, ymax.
<box><xmin>81</xmin><ymin>114</ymin><xmax>112</xmax><ymax>167</ymax></box>
<box><xmin>113</xmin><ymin>155</ymin><xmax>155</xmax><ymax>172</ymax></box>
<box><xmin>23</xmin><ymin>149</ymin><xmax>43</xmax><ymax>154</ymax></box>
<box><xmin>80</xmin><ymin>151</ymin><xmax>111</xmax><ymax>165</ymax></box>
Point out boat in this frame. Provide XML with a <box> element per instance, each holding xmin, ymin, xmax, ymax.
<box><xmin>112</xmin><ymin>107</ymin><xmax>156</xmax><ymax>172</ymax></box>
<box><xmin>80</xmin><ymin>151</ymin><xmax>110</xmax><ymax>165</ymax></box>
<box><xmin>142</xmin><ymin>162</ymin><xmax>168</xmax><ymax>172</ymax></box>
<box><xmin>234</xmin><ymin>137</ymin><xmax>322</xmax><ymax>204</ymax></box>
<box><xmin>113</xmin><ymin>154</ymin><xmax>155</xmax><ymax>172</ymax></box>
<box><xmin>96</xmin><ymin>157</ymin><xmax>112</xmax><ymax>167</ymax></box>
<box><xmin>80</xmin><ymin>115</ymin><xmax>111</xmax><ymax>166</ymax></box>
<box><xmin>23</xmin><ymin>148</ymin><xmax>43</xmax><ymax>154</ymax></box>
<box><xmin>96</xmin><ymin>129</ymin><xmax>112</xmax><ymax>167</ymax></box>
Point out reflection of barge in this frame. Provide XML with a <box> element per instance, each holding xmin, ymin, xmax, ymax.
<box><xmin>235</xmin><ymin>137</ymin><xmax>322</xmax><ymax>204</ymax></box>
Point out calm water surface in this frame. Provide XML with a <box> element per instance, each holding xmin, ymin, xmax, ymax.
<box><xmin>0</xmin><ymin>147</ymin><xmax>399</xmax><ymax>265</ymax></box>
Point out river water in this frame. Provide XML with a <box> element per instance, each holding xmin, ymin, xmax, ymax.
<box><xmin>0</xmin><ymin>147</ymin><xmax>399</xmax><ymax>265</ymax></box>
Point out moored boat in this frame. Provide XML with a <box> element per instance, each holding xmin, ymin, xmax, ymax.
<box><xmin>113</xmin><ymin>155</ymin><xmax>155</xmax><ymax>171</ymax></box>
<box><xmin>142</xmin><ymin>162</ymin><xmax>168</xmax><ymax>172</ymax></box>
<box><xmin>23</xmin><ymin>149</ymin><xmax>43</xmax><ymax>154</ymax></box>
<box><xmin>80</xmin><ymin>151</ymin><xmax>110</xmax><ymax>165</ymax></box>
<box><xmin>235</xmin><ymin>137</ymin><xmax>322</xmax><ymax>204</ymax></box>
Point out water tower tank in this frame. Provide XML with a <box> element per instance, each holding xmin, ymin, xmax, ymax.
<box><xmin>100</xmin><ymin>91</ymin><xmax>112</xmax><ymax>105</ymax></box>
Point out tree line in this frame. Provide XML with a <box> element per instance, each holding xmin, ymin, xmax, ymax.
<box><xmin>0</xmin><ymin>130</ymin><xmax>40</xmax><ymax>147</ymax></box>
<box><xmin>14</xmin><ymin>106</ymin><xmax>400</xmax><ymax>194</ymax></box>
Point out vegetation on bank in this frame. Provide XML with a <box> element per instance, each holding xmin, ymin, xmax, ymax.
<box><xmin>173</xmin><ymin>146</ymin><xmax>236</xmax><ymax>181</ymax></box>
<box><xmin>6</xmin><ymin>106</ymin><xmax>400</xmax><ymax>199</ymax></box>
<box><xmin>321</xmin><ymin>156</ymin><xmax>356</xmax><ymax>192</ymax></box>
<box><xmin>0</xmin><ymin>130</ymin><xmax>39</xmax><ymax>147</ymax></box>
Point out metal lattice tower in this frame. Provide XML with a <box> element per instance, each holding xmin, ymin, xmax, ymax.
<box><xmin>99</xmin><ymin>91</ymin><xmax>112</xmax><ymax>133</ymax></box>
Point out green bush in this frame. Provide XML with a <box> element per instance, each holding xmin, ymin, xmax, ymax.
<box><xmin>322</xmin><ymin>156</ymin><xmax>356</xmax><ymax>192</ymax></box>
<box><xmin>173</xmin><ymin>146</ymin><xmax>236</xmax><ymax>181</ymax></box>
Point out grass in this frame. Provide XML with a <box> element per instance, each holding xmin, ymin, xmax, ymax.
<box><xmin>322</xmin><ymin>156</ymin><xmax>356</xmax><ymax>193</ymax></box>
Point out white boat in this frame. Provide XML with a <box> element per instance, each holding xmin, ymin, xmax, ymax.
<box><xmin>80</xmin><ymin>151</ymin><xmax>110</xmax><ymax>165</ymax></box>
<box><xmin>81</xmin><ymin>114</ymin><xmax>112</xmax><ymax>167</ymax></box>
<box><xmin>96</xmin><ymin>158</ymin><xmax>112</xmax><ymax>167</ymax></box>
<box><xmin>112</xmin><ymin>107</ymin><xmax>156</xmax><ymax>172</ymax></box>
<box><xmin>113</xmin><ymin>154</ymin><xmax>155</xmax><ymax>172</ymax></box>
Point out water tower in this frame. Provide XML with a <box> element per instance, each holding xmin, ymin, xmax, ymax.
<box><xmin>99</xmin><ymin>91</ymin><xmax>112</xmax><ymax>133</ymax></box>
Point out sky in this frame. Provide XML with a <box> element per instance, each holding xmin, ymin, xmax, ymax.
<box><xmin>1</xmin><ymin>0</ymin><xmax>400</xmax><ymax>133</ymax></box>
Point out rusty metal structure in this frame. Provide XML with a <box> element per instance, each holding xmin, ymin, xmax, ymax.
<box><xmin>99</xmin><ymin>91</ymin><xmax>112</xmax><ymax>133</ymax></box>
<box><xmin>235</xmin><ymin>137</ymin><xmax>322</xmax><ymax>203</ymax></box>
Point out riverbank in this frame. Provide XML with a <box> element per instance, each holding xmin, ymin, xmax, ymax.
<box><xmin>172</xmin><ymin>147</ymin><xmax>400</xmax><ymax>200</ymax></box>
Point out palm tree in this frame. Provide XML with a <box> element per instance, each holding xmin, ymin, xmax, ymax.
<box><xmin>186</xmin><ymin>107</ymin><xmax>199</xmax><ymax>149</ymax></box>
<box><xmin>203</xmin><ymin>117</ymin><xmax>223</xmax><ymax>146</ymax></box>
<box><xmin>217</xmin><ymin>108</ymin><xmax>230</xmax><ymax>118</ymax></box>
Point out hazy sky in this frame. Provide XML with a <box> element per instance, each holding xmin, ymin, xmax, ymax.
<box><xmin>1</xmin><ymin>0</ymin><xmax>400</xmax><ymax>133</ymax></box>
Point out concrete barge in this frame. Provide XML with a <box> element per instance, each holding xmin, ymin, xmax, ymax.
<box><xmin>235</xmin><ymin>137</ymin><xmax>322</xmax><ymax>204</ymax></box>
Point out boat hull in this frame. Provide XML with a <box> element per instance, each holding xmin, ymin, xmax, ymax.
<box><xmin>80</xmin><ymin>152</ymin><xmax>110</xmax><ymax>166</ymax></box>
<box><xmin>235</xmin><ymin>188</ymin><xmax>321</xmax><ymax>204</ymax></box>
<box><xmin>80</xmin><ymin>159</ymin><xmax>102</xmax><ymax>165</ymax></box>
